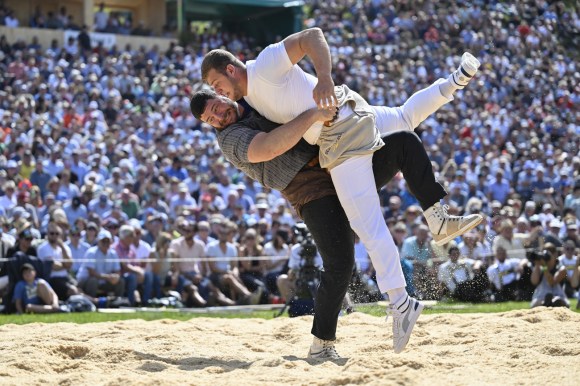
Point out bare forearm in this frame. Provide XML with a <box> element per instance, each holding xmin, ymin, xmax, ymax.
<box><xmin>247</xmin><ymin>109</ymin><xmax>320</xmax><ymax>162</ymax></box>
<box><xmin>300</xmin><ymin>28</ymin><xmax>332</xmax><ymax>79</ymax></box>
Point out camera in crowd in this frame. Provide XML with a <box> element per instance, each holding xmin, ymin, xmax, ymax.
<box><xmin>527</xmin><ymin>250</ymin><xmax>551</xmax><ymax>264</ymax></box>
<box><xmin>292</xmin><ymin>223</ymin><xmax>320</xmax><ymax>300</ymax></box>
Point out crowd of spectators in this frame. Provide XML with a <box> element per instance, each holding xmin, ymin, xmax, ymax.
<box><xmin>0</xmin><ymin>0</ymin><xmax>579</xmax><ymax>313</ymax></box>
<box><xmin>0</xmin><ymin>2</ymin><xmax>156</xmax><ymax>37</ymax></box>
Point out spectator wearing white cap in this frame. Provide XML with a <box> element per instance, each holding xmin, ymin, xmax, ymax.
<box><xmin>88</xmin><ymin>192</ymin><xmax>113</xmax><ymax>219</ymax></box>
<box><xmin>538</xmin><ymin>203</ymin><xmax>555</xmax><ymax>229</ymax></box>
<box><xmin>0</xmin><ymin>181</ymin><xmax>17</xmax><ymax>212</ymax></box>
<box><xmin>77</xmin><ymin>229</ymin><xmax>125</xmax><ymax>298</ymax></box>
<box><xmin>169</xmin><ymin>184</ymin><xmax>196</xmax><ymax>219</ymax></box>
<box><xmin>250</xmin><ymin>201</ymin><xmax>272</xmax><ymax>227</ymax></box>
<box><xmin>235</xmin><ymin>183</ymin><xmax>254</xmax><ymax>212</ymax></box>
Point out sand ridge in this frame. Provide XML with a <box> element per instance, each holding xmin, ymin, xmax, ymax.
<box><xmin>0</xmin><ymin>307</ymin><xmax>579</xmax><ymax>385</ymax></box>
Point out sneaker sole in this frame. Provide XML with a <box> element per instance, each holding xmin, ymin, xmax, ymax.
<box><xmin>433</xmin><ymin>215</ymin><xmax>483</xmax><ymax>246</ymax></box>
<box><xmin>394</xmin><ymin>300</ymin><xmax>424</xmax><ymax>354</ymax></box>
<box><xmin>461</xmin><ymin>53</ymin><xmax>481</xmax><ymax>75</ymax></box>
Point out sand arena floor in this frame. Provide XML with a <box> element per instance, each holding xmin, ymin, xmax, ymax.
<box><xmin>0</xmin><ymin>307</ymin><xmax>578</xmax><ymax>385</ymax></box>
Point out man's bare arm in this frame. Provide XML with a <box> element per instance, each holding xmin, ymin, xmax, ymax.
<box><xmin>283</xmin><ymin>28</ymin><xmax>337</xmax><ymax>108</ymax></box>
<box><xmin>247</xmin><ymin>108</ymin><xmax>333</xmax><ymax>163</ymax></box>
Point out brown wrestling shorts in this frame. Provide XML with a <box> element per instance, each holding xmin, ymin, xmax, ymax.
<box><xmin>281</xmin><ymin>157</ymin><xmax>337</xmax><ymax>218</ymax></box>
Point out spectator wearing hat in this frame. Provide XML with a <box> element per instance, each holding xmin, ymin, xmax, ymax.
<box><xmin>0</xmin><ymin>180</ymin><xmax>17</xmax><ymax>212</ymax></box>
<box><xmin>15</xmin><ymin>190</ymin><xmax>39</xmax><ymax>228</ymax></box>
<box><xmin>165</xmin><ymin>156</ymin><xmax>187</xmax><ymax>181</ymax></box>
<box><xmin>544</xmin><ymin>219</ymin><xmax>563</xmax><ymax>248</ymax></box>
<box><xmin>37</xmin><ymin>222</ymin><xmax>79</xmax><ymax>300</ymax></box>
<box><xmin>235</xmin><ymin>183</ymin><xmax>254</xmax><ymax>212</ymax></box>
<box><xmin>5</xmin><ymin>159</ymin><xmax>21</xmax><ymax>184</ymax></box>
<box><xmin>88</xmin><ymin>192</ymin><xmax>113</xmax><ymax>219</ymax></box>
<box><xmin>114</xmin><ymin>225</ymin><xmax>152</xmax><ymax>306</ymax></box>
<box><xmin>13</xmin><ymin>263</ymin><xmax>61</xmax><ymax>314</ymax></box>
<box><xmin>206</xmin><ymin>183</ymin><xmax>226</xmax><ymax>211</ymax></box>
<box><xmin>538</xmin><ymin>203</ymin><xmax>555</xmax><ymax>229</ymax></box>
<box><xmin>6</xmin><ymin>221</ymin><xmax>37</xmax><ymax>260</ymax></box>
<box><xmin>30</xmin><ymin>161</ymin><xmax>51</xmax><ymax>197</ymax></box>
<box><xmin>77</xmin><ymin>230</ymin><xmax>125</xmax><ymax>299</ymax></box>
<box><xmin>66</xmin><ymin>225</ymin><xmax>90</xmax><ymax>275</ymax></box>
<box><xmin>63</xmin><ymin>195</ymin><xmax>88</xmax><ymax>226</ymax></box>
<box><xmin>169</xmin><ymin>184</ymin><xmax>196</xmax><ymax>219</ymax></box>
<box><xmin>563</xmin><ymin>221</ymin><xmax>579</xmax><ymax>249</ymax></box>
<box><xmin>250</xmin><ymin>201</ymin><xmax>272</xmax><ymax>226</ymax></box>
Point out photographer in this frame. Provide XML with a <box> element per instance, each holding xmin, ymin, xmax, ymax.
<box><xmin>530</xmin><ymin>243</ymin><xmax>569</xmax><ymax>308</ymax></box>
<box><xmin>276</xmin><ymin>224</ymin><xmax>323</xmax><ymax>308</ymax></box>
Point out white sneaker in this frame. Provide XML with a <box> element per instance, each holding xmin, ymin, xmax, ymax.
<box><xmin>424</xmin><ymin>202</ymin><xmax>483</xmax><ymax>246</ymax></box>
<box><xmin>450</xmin><ymin>52</ymin><xmax>480</xmax><ymax>89</ymax></box>
<box><xmin>248</xmin><ymin>287</ymin><xmax>263</xmax><ymax>305</ymax></box>
<box><xmin>307</xmin><ymin>337</ymin><xmax>341</xmax><ymax>359</ymax></box>
<box><xmin>387</xmin><ymin>296</ymin><xmax>424</xmax><ymax>354</ymax></box>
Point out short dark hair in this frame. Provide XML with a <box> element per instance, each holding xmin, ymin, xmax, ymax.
<box><xmin>201</xmin><ymin>49</ymin><xmax>244</xmax><ymax>82</ymax></box>
<box><xmin>190</xmin><ymin>89</ymin><xmax>218</xmax><ymax>121</ymax></box>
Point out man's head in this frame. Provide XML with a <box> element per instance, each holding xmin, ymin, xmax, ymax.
<box><xmin>448</xmin><ymin>246</ymin><xmax>460</xmax><ymax>263</ymax></box>
<box><xmin>21</xmin><ymin>263</ymin><xmax>36</xmax><ymax>283</ymax></box>
<box><xmin>47</xmin><ymin>222</ymin><xmax>62</xmax><ymax>245</ymax></box>
<box><xmin>190</xmin><ymin>90</ymin><xmax>241</xmax><ymax>130</ymax></box>
<box><xmin>201</xmin><ymin>49</ymin><xmax>246</xmax><ymax>101</ymax></box>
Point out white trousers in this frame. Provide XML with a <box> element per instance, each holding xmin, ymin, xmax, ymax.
<box><xmin>328</xmin><ymin>79</ymin><xmax>452</xmax><ymax>292</ymax></box>
<box><xmin>372</xmin><ymin>78</ymin><xmax>452</xmax><ymax>136</ymax></box>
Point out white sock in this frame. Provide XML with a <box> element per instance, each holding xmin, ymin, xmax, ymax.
<box><xmin>387</xmin><ymin>287</ymin><xmax>408</xmax><ymax>306</ymax></box>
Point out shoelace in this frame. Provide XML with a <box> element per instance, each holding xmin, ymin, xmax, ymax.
<box><xmin>315</xmin><ymin>341</ymin><xmax>340</xmax><ymax>359</ymax></box>
<box><xmin>440</xmin><ymin>204</ymin><xmax>462</xmax><ymax>222</ymax></box>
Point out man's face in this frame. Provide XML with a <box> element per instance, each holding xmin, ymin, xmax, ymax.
<box><xmin>200</xmin><ymin>96</ymin><xmax>240</xmax><ymax>130</ymax></box>
<box><xmin>206</xmin><ymin>68</ymin><xmax>242</xmax><ymax>101</ymax></box>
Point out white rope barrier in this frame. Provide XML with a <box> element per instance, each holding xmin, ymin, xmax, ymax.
<box><xmin>0</xmin><ymin>254</ymin><xmax>290</xmax><ymax>264</ymax></box>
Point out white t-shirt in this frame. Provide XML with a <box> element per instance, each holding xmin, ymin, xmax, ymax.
<box><xmin>486</xmin><ymin>258</ymin><xmax>520</xmax><ymax>290</ymax></box>
<box><xmin>245</xmin><ymin>42</ymin><xmax>324</xmax><ymax>144</ymax></box>
<box><xmin>205</xmin><ymin>241</ymin><xmax>237</xmax><ymax>272</ymax></box>
<box><xmin>37</xmin><ymin>241</ymin><xmax>72</xmax><ymax>278</ymax></box>
<box><xmin>558</xmin><ymin>254</ymin><xmax>578</xmax><ymax>278</ymax></box>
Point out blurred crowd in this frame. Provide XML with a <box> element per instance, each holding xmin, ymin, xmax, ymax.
<box><xmin>1</xmin><ymin>2</ymin><xmax>161</xmax><ymax>37</ymax></box>
<box><xmin>0</xmin><ymin>0</ymin><xmax>579</xmax><ymax>313</ymax></box>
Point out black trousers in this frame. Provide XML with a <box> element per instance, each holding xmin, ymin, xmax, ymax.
<box><xmin>303</xmin><ymin>131</ymin><xmax>447</xmax><ymax>340</ymax></box>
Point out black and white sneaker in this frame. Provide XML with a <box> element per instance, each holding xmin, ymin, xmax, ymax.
<box><xmin>450</xmin><ymin>52</ymin><xmax>481</xmax><ymax>89</ymax></box>
<box><xmin>387</xmin><ymin>295</ymin><xmax>424</xmax><ymax>354</ymax></box>
<box><xmin>307</xmin><ymin>337</ymin><xmax>341</xmax><ymax>359</ymax></box>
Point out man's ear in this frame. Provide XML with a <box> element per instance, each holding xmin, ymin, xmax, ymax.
<box><xmin>226</xmin><ymin>64</ymin><xmax>236</xmax><ymax>76</ymax></box>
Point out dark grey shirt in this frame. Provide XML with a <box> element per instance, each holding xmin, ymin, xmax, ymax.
<box><xmin>217</xmin><ymin>112</ymin><xmax>318</xmax><ymax>191</ymax></box>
